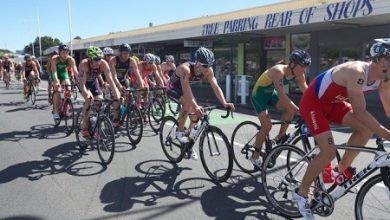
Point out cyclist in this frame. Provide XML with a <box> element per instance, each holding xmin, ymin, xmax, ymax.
<box><xmin>47</xmin><ymin>51</ymin><xmax>58</xmax><ymax>103</ymax></box>
<box><xmin>138</xmin><ymin>53</ymin><xmax>164</xmax><ymax>88</ymax></box>
<box><xmin>79</xmin><ymin>46</ymin><xmax>120</xmax><ymax>138</ymax></box>
<box><xmin>293</xmin><ymin>39</ymin><xmax>390</xmax><ymax>219</ymax></box>
<box><xmin>249</xmin><ymin>50</ymin><xmax>311</xmax><ymax>169</ymax></box>
<box><xmin>31</xmin><ymin>56</ymin><xmax>41</xmax><ymax>78</ymax></box>
<box><xmin>154</xmin><ymin>55</ymin><xmax>167</xmax><ymax>86</ymax></box>
<box><xmin>161</xmin><ymin>55</ymin><xmax>176</xmax><ymax>82</ymax></box>
<box><xmin>103</xmin><ymin>47</ymin><xmax>114</xmax><ymax>63</ymax></box>
<box><xmin>15</xmin><ymin>62</ymin><xmax>23</xmax><ymax>81</ymax></box>
<box><xmin>109</xmin><ymin>43</ymin><xmax>144</xmax><ymax>128</ymax></box>
<box><xmin>22</xmin><ymin>55</ymin><xmax>39</xmax><ymax>101</ymax></box>
<box><xmin>167</xmin><ymin>47</ymin><xmax>235</xmax><ymax>148</ymax></box>
<box><xmin>50</xmin><ymin>44</ymin><xmax>78</xmax><ymax>120</ymax></box>
<box><xmin>2</xmin><ymin>54</ymin><xmax>14</xmax><ymax>84</ymax></box>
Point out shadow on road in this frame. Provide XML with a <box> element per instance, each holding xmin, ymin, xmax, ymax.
<box><xmin>0</xmin><ymin>141</ymin><xmax>106</xmax><ymax>184</ymax></box>
<box><xmin>0</xmin><ymin>124</ymin><xmax>72</xmax><ymax>142</ymax></box>
<box><xmin>99</xmin><ymin>160</ymin><xmax>284</xmax><ymax>219</ymax></box>
<box><xmin>1</xmin><ymin>215</ymin><xmax>44</xmax><ymax>220</ymax></box>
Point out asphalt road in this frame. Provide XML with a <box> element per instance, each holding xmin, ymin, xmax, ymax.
<box><xmin>0</xmin><ymin>79</ymin><xmax>389</xmax><ymax>220</ymax></box>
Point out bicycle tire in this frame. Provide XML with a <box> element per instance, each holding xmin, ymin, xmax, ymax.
<box><xmin>148</xmin><ymin>99</ymin><xmax>165</xmax><ymax>133</ymax></box>
<box><xmin>74</xmin><ymin>109</ymin><xmax>88</xmax><ymax>151</ymax></box>
<box><xmin>30</xmin><ymin>83</ymin><xmax>37</xmax><ymax>105</ymax></box>
<box><xmin>126</xmin><ymin>105</ymin><xmax>143</xmax><ymax>145</ymax></box>
<box><xmin>199</xmin><ymin>125</ymin><xmax>233</xmax><ymax>182</ymax></box>
<box><xmin>261</xmin><ymin>144</ymin><xmax>309</xmax><ymax>218</ymax></box>
<box><xmin>231</xmin><ymin>121</ymin><xmax>260</xmax><ymax>173</ymax></box>
<box><xmin>168</xmin><ymin>99</ymin><xmax>181</xmax><ymax>116</ymax></box>
<box><xmin>355</xmin><ymin>173</ymin><xmax>390</xmax><ymax>220</ymax></box>
<box><xmin>95</xmin><ymin>115</ymin><xmax>115</xmax><ymax>165</ymax></box>
<box><xmin>72</xmin><ymin>85</ymin><xmax>78</xmax><ymax>100</ymax></box>
<box><xmin>159</xmin><ymin>116</ymin><xmax>185</xmax><ymax>163</ymax></box>
<box><xmin>63</xmin><ymin>98</ymin><xmax>75</xmax><ymax>135</ymax></box>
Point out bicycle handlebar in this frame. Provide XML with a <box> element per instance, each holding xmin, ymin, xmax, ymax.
<box><xmin>188</xmin><ymin>104</ymin><xmax>233</xmax><ymax>123</ymax></box>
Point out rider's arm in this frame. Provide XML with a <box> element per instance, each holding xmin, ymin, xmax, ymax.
<box><xmin>152</xmin><ymin>65</ymin><xmax>163</xmax><ymax>86</ymax></box>
<box><xmin>68</xmin><ymin>57</ymin><xmax>79</xmax><ymax>82</ymax></box>
<box><xmin>379</xmin><ymin>80</ymin><xmax>390</xmax><ymax>118</ymax></box>
<box><xmin>295</xmin><ymin>74</ymin><xmax>308</xmax><ymax>93</ymax></box>
<box><xmin>130</xmin><ymin>58</ymin><xmax>144</xmax><ymax>88</ymax></box>
<box><xmin>270</xmin><ymin>69</ymin><xmax>298</xmax><ymax>111</ymax></box>
<box><xmin>156</xmin><ymin>65</ymin><xmax>166</xmax><ymax>86</ymax></box>
<box><xmin>50</xmin><ymin>57</ymin><xmax>59</xmax><ymax>85</ymax></box>
<box><xmin>347</xmin><ymin>70</ymin><xmax>390</xmax><ymax>139</ymax></box>
<box><xmin>102</xmin><ymin>61</ymin><xmax>120</xmax><ymax>100</ymax></box>
<box><xmin>32</xmin><ymin>62</ymin><xmax>39</xmax><ymax>79</ymax></box>
<box><xmin>78</xmin><ymin>62</ymin><xmax>89</xmax><ymax>97</ymax></box>
<box><xmin>108</xmin><ymin>58</ymin><xmax>123</xmax><ymax>90</ymax></box>
<box><xmin>207</xmin><ymin>69</ymin><xmax>229</xmax><ymax>107</ymax></box>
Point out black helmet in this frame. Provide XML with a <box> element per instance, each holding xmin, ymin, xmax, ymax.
<box><xmin>119</xmin><ymin>43</ymin><xmax>131</xmax><ymax>52</ymax></box>
<box><xmin>370</xmin><ymin>39</ymin><xmax>390</xmax><ymax>59</ymax></box>
<box><xmin>24</xmin><ymin>54</ymin><xmax>31</xmax><ymax>61</ymax></box>
<box><xmin>58</xmin><ymin>44</ymin><xmax>70</xmax><ymax>52</ymax></box>
<box><xmin>194</xmin><ymin>47</ymin><xmax>215</xmax><ymax>67</ymax></box>
<box><xmin>289</xmin><ymin>50</ymin><xmax>311</xmax><ymax>66</ymax></box>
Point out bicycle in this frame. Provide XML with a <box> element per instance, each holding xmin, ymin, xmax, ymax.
<box><xmin>52</xmin><ymin>89</ymin><xmax>75</xmax><ymax>135</ymax></box>
<box><xmin>74</xmin><ymin>98</ymin><xmax>116</xmax><ymax>166</ymax></box>
<box><xmin>138</xmin><ymin>86</ymin><xmax>165</xmax><ymax>133</ymax></box>
<box><xmin>159</xmin><ymin>105</ymin><xmax>234</xmax><ymax>182</ymax></box>
<box><xmin>231</xmin><ymin>117</ymin><xmax>314</xmax><ymax>173</ymax></box>
<box><xmin>261</xmin><ymin>137</ymin><xmax>390</xmax><ymax>220</ymax></box>
<box><xmin>3</xmin><ymin>70</ymin><xmax>11</xmax><ymax>89</ymax></box>
<box><xmin>70</xmin><ymin>81</ymin><xmax>79</xmax><ymax>100</ymax></box>
<box><xmin>25</xmin><ymin>75</ymin><xmax>37</xmax><ymax>105</ymax></box>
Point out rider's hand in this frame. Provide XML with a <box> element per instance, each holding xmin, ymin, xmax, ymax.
<box><xmin>195</xmin><ymin>105</ymin><xmax>204</xmax><ymax>118</ymax></box>
<box><xmin>54</xmin><ymin>82</ymin><xmax>61</xmax><ymax>92</ymax></box>
<box><xmin>223</xmin><ymin>103</ymin><xmax>235</xmax><ymax>112</ymax></box>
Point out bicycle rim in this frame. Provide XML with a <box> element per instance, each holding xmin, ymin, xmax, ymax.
<box><xmin>148</xmin><ymin>99</ymin><xmax>165</xmax><ymax>132</ymax></box>
<box><xmin>126</xmin><ymin>106</ymin><xmax>143</xmax><ymax>145</ymax></box>
<box><xmin>355</xmin><ymin>174</ymin><xmax>390</xmax><ymax>220</ymax></box>
<box><xmin>30</xmin><ymin>87</ymin><xmax>36</xmax><ymax>105</ymax></box>
<box><xmin>199</xmin><ymin>126</ymin><xmax>233</xmax><ymax>182</ymax></box>
<box><xmin>261</xmin><ymin>144</ymin><xmax>310</xmax><ymax>218</ymax></box>
<box><xmin>63</xmin><ymin>99</ymin><xmax>75</xmax><ymax>135</ymax></box>
<box><xmin>231</xmin><ymin>121</ymin><xmax>260</xmax><ymax>173</ymax></box>
<box><xmin>159</xmin><ymin>116</ymin><xmax>185</xmax><ymax>163</ymax></box>
<box><xmin>96</xmin><ymin>115</ymin><xmax>115</xmax><ymax>165</ymax></box>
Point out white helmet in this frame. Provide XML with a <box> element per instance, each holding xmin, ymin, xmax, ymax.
<box><xmin>165</xmin><ymin>55</ymin><xmax>175</xmax><ymax>62</ymax></box>
<box><xmin>103</xmin><ymin>47</ymin><xmax>114</xmax><ymax>55</ymax></box>
<box><xmin>370</xmin><ymin>38</ymin><xmax>390</xmax><ymax>59</ymax></box>
<box><xmin>143</xmin><ymin>53</ymin><xmax>155</xmax><ymax>64</ymax></box>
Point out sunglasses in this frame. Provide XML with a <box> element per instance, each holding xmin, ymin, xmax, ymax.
<box><xmin>93</xmin><ymin>58</ymin><xmax>102</xmax><ymax>61</ymax></box>
<box><xmin>197</xmin><ymin>62</ymin><xmax>210</xmax><ymax>68</ymax></box>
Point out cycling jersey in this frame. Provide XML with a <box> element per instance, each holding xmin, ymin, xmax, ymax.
<box><xmin>167</xmin><ymin>62</ymin><xmax>203</xmax><ymax>102</ymax></box>
<box><xmin>85</xmin><ymin>59</ymin><xmax>101</xmax><ymax>97</ymax></box>
<box><xmin>251</xmin><ymin>69</ymin><xmax>295</xmax><ymax>114</ymax></box>
<box><xmin>140</xmin><ymin>63</ymin><xmax>155</xmax><ymax>88</ymax></box>
<box><xmin>54</xmin><ymin>58</ymin><xmax>70</xmax><ymax>82</ymax></box>
<box><xmin>24</xmin><ymin>62</ymin><xmax>34</xmax><ymax>79</ymax></box>
<box><xmin>2</xmin><ymin>61</ymin><xmax>11</xmax><ymax>72</ymax></box>
<box><xmin>300</xmin><ymin>62</ymin><xmax>380</xmax><ymax>136</ymax></box>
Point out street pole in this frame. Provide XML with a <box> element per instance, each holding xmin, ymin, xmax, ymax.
<box><xmin>31</xmin><ymin>41</ymin><xmax>35</xmax><ymax>57</ymax></box>
<box><xmin>36</xmin><ymin>7</ymin><xmax>42</xmax><ymax>65</ymax></box>
<box><xmin>67</xmin><ymin>0</ymin><xmax>73</xmax><ymax>56</ymax></box>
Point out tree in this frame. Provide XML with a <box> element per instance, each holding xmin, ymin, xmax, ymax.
<box><xmin>0</xmin><ymin>49</ymin><xmax>12</xmax><ymax>58</ymax></box>
<box><xmin>23</xmin><ymin>36</ymin><xmax>63</xmax><ymax>56</ymax></box>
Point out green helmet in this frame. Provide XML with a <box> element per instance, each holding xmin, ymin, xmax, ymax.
<box><xmin>87</xmin><ymin>46</ymin><xmax>103</xmax><ymax>59</ymax></box>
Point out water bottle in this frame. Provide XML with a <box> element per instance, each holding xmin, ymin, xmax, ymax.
<box><xmin>119</xmin><ymin>104</ymin><xmax>126</xmax><ymax>117</ymax></box>
<box><xmin>189</xmin><ymin>126</ymin><xmax>198</xmax><ymax>140</ymax></box>
<box><xmin>301</xmin><ymin>124</ymin><xmax>309</xmax><ymax>135</ymax></box>
<box><xmin>89</xmin><ymin>115</ymin><xmax>97</xmax><ymax>130</ymax></box>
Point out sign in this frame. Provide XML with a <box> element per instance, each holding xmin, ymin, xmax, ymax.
<box><xmin>291</xmin><ymin>34</ymin><xmax>310</xmax><ymax>51</ymax></box>
<box><xmin>184</xmin><ymin>40</ymin><xmax>213</xmax><ymax>48</ymax></box>
<box><xmin>264</xmin><ymin>37</ymin><xmax>286</xmax><ymax>50</ymax></box>
<box><xmin>180</xmin><ymin>53</ymin><xmax>191</xmax><ymax>60</ymax></box>
<box><xmin>202</xmin><ymin>16</ymin><xmax>259</xmax><ymax>37</ymax></box>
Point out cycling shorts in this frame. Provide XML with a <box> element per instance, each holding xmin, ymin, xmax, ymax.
<box><xmin>251</xmin><ymin>87</ymin><xmax>279</xmax><ymax>114</ymax></box>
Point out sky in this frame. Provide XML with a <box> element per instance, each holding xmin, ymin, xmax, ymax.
<box><xmin>0</xmin><ymin>0</ymin><xmax>286</xmax><ymax>52</ymax></box>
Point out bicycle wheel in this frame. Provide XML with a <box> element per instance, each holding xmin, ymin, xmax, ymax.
<box><xmin>72</xmin><ymin>85</ymin><xmax>78</xmax><ymax>100</ymax></box>
<box><xmin>95</xmin><ymin>115</ymin><xmax>115</xmax><ymax>165</ymax></box>
<box><xmin>148</xmin><ymin>99</ymin><xmax>165</xmax><ymax>132</ymax></box>
<box><xmin>261</xmin><ymin>144</ymin><xmax>311</xmax><ymax>218</ymax></box>
<box><xmin>355</xmin><ymin>173</ymin><xmax>390</xmax><ymax>220</ymax></box>
<box><xmin>231</xmin><ymin>121</ymin><xmax>260</xmax><ymax>173</ymax></box>
<box><xmin>63</xmin><ymin>98</ymin><xmax>75</xmax><ymax>135</ymax></box>
<box><xmin>30</xmin><ymin>83</ymin><xmax>37</xmax><ymax>105</ymax></box>
<box><xmin>75</xmin><ymin>109</ymin><xmax>88</xmax><ymax>151</ymax></box>
<box><xmin>126</xmin><ymin>105</ymin><xmax>143</xmax><ymax>145</ymax></box>
<box><xmin>159</xmin><ymin>116</ymin><xmax>185</xmax><ymax>163</ymax></box>
<box><xmin>168</xmin><ymin>99</ymin><xmax>181</xmax><ymax>116</ymax></box>
<box><xmin>199</xmin><ymin>125</ymin><xmax>233</xmax><ymax>182</ymax></box>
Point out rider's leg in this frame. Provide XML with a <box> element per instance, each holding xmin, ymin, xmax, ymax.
<box><xmin>337</xmin><ymin>112</ymin><xmax>373</xmax><ymax>172</ymax></box>
<box><xmin>298</xmin><ymin>131</ymin><xmax>337</xmax><ymax>196</ymax></box>
<box><xmin>252</xmin><ymin>110</ymin><xmax>272</xmax><ymax>160</ymax></box>
<box><xmin>177</xmin><ymin>96</ymin><xmax>188</xmax><ymax>132</ymax></box>
<box><xmin>82</xmin><ymin>90</ymin><xmax>93</xmax><ymax>130</ymax></box>
<box><xmin>275</xmin><ymin>104</ymin><xmax>295</xmax><ymax>140</ymax></box>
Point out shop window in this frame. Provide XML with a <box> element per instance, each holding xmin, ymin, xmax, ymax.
<box><xmin>213</xmin><ymin>45</ymin><xmax>238</xmax><ymax>85</ymax></box>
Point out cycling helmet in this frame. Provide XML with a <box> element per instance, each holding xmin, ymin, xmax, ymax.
<box><xmin>143</xmin><ymin>53</ymin><xmax>155</xmax><ymax>64</ymax></box>
<box><xmin>289</xmin><ymin>50</ymin><xmax>311</xmax><ymax>66</ymax></box>
<box><xmin>119</xmin><ymin>43</ymin><xmax>131</xmax><ymax>52</ymax></box>
<box><xmin>24</xmin><ymin>54</ymin><xmax>31</xmax><ymax>61</ymax></box>
<box><xmin>132</xmin><ymin>55</ymin><xmax>139</xmax><ymax>62</ymax></box>
<box><xmin>154</xmin><ymin>55</ymin><xmax>161</xmax><ymax>65</ymax></box>
<box><xmin>103</xmin><ymin>47</ymin><xmax>114</xmax><ymax>55</ymax></box>
<box><xmin>87</xmin><ymin>46</ymin><xmax>103</xmax><ymax>60</ymax></box>
<box><xmin>58</xmin><ymin>44</ymin><xmax>70</xmax><ymax>52</ymax></box>
<box><xmin>370</xmin><ymin>38</ymin><xmax>390</xmax><ymax>59</ymax></box>
<box><xmin>31</xmin><ymin>55</ymin><xmax>36</xmax><ymax>60</ymax></box>
<box><xmin>165</xmin><ymin>55</ymin><xmax>175</xmax><ymax>62</ymax></box>
<box><xmin>194</xmin><ymin>47</ymin><xmax>215</xmax><ymax>67</ymax></box>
